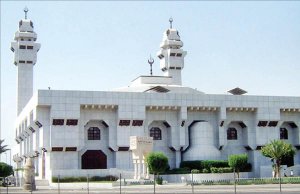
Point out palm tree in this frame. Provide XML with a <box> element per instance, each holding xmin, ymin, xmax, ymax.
<box><xmin>261</xmin><ymin>139</ymin><xmax>296</xmax><ymax>178</ymax></box>
<box><xmin>0</xmin><ymin>139</ymin><xmax>10</xmax><ymax>164</ymax></box>
<box><xmin>0</xmin><ymin>139</ymin><xmax>9</xmax><ymax>154</ymax></box>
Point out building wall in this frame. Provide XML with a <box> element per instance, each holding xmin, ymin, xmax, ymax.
<box><xmin>13</xmin><ymin>90</ymin><xmax>300</xmax><ymax>180</ymax></box>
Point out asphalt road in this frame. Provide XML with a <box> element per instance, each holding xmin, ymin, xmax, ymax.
<box><xmin>1</xmin><ymin>184</ymin><xmax>300</xmax><ymax>194</ymax></box>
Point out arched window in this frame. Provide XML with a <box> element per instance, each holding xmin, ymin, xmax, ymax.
<box><xmin>280</xmin><ymin>128</ymin><xmax>288</xmax><ymax>140</ymax></box>
<box><xmin>88</xmin><ymin>127</ymin><xmax>100</xmax><ymax>140</ymax></box>
<box><xmin>150</xmin><ymin>127</ymin><xmax>162</xmax><ymax>140</ymax></box>
<box><xmin>227</xmin><ymin>128</ymin><xmax>237</xmax><ymax>140</ymax></box>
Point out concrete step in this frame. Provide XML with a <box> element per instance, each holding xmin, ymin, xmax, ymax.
<box><xmin>35</xmin><ymin>179</ymin><xmax>49</xmax><ymax>186</ymax></box>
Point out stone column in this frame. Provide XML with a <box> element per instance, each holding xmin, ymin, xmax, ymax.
<box><xmin>134</xmin><ymin>160</ymin><xmax>138</xmax><ymax>179</ymax></box>
<box><xmin>175</xmin><ymin>151</ymin><xmax>181</xmax><ymax>168</ymax></box>
<box><xmin>146</xmin><ymin>166</ymin><xmax>150</xmax><ymax>179</ymax></box>
<box><xmin>142</xmin><ymin>160</ymin><xmax>146</xmax><ymax>179</ymax></box>
<box><xmin>137</xmin><ymin>160</ymin><xmax>141</xmax><ymax>180</ymax></box>
<box><xmin>23</xmin><ymin>157</ymin><xmax>36</xmax><ymax>190</ymax></box>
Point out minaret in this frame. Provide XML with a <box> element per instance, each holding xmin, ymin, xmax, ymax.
<box><xmin>157</xmin><ymin>18</ymin><xmax>187</xmax><ymax>85</ymax></box>
<box><xmin>10</xmin><ymin>8</ymin><xmax>41</xmax><ymax>115</ymax></box>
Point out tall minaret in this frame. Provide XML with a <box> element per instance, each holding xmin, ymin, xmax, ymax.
<box><xmin>157</xmin><ymin>18</ymin><xmax>187</xmax><ymax>85</ymax></box>
<box><xmin>10</xmin><ymin>8</ymin><xmax>41</xmax><ymax>115</ymax></box>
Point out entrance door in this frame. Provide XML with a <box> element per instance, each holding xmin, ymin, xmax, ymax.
<box><xmin>81</xmin><ymin>150</ymin><xmax>107</xmax><ymax>169</ymax></box>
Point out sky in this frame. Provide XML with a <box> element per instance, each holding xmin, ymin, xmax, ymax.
<box><xmin>1</xmin><ymin>1</ymin><xmax>300</xmax><ymax>162</ymax></box>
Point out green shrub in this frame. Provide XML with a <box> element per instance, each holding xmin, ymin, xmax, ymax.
<box><xmin>210</xmin><ymin>167</ymin><xmax>219</xmax><ymax>173</ymax></box>
<box><xmin>202</xmin><ymin>169</ymin><xmax>209</xmax><ymax>173</ymax></box>
<box><xmin>0</xmin><ymin>162</ymin><xmax>13</xmax><ymax>178</ymax></box>
<box><xmin>180</xmin><ymin>160</ymin><xmax>251</xmax><ymax>174</ymax></box>
<box><xmin>191</xmin><ymin>169</ymin><xmax>200</xmax><ymax>174</ymax></box>
<box><xmin>221</xmin><ymin>167</ymin><xmax>233</xmax><ymax>173</ymax></box>
<box><xmin>146</xmin><ymin>152</ymin><xmax>169</xmax><ymax>175</ymax></box>
<box><xmin>52</xmin><ymin>175</ymin><xmax>118</xmax><ymax>183</ymax></box>
<box><xmin>164</xmin><ymin>168</ymin><xmax>190</xmax><ymax>174</ymax></box>
<box><xmin>201</xmin><ymin>160</ymin><xmax>228</xmax><ymax>169</ymax></box>
<box><xmin>180</xmin><ymin>160</ymin><xmax>229</xmax><ymax>173</ymax></box>
<box><xmin>89</xmin><ymin>175</ymin><xmax>118</xmax><ymax>181</ymax></box>
<box><xmin>210</xmin><ymin>167</ymin><xmax>233</xmax><ymax>173</ymax></box>
<box><xmin>155</xmin><ymin>176</ymin><xmax>163</xmax><ymax>185</ymax></box>
<box><xmin>228</xmin><ymin>154</ymin><xmax>248</xmax><ymax>176</ymax></box>
<box><xmin>180</xmin><ymin>161</ymin><xmax>202</xmax><ymax>170</ymax></box>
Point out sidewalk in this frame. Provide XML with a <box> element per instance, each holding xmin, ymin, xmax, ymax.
<box><xmin>1</xmin><ymin>183</ymin><xmax>300</xmax><ymax>193</ymax></box>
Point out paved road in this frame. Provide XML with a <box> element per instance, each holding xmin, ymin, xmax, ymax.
<box><xmin>1</xmin><ymin>184</ymin><xmax>300</xmax><ymax>194</ymax></box>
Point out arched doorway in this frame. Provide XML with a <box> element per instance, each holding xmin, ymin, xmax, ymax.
<box><xmin>81</xmin><ymin>150</ymin><xmax>107</xmax><ymax>169</ymax></box>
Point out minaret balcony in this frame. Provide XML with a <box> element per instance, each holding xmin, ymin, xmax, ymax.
<box><xmin>14</xmin><ymin>31</ymin><xmax>37</xmax><ymax>40</ymax></box>
<box><xmin>160</xmin><ymin>40</ymin><xmax>183</xmax><ymax>49</ymax></box>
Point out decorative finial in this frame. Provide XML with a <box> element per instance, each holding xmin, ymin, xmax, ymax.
<box><xmin>24</xmin><ymin>7</ymin><xmax>29</xmax><ymax>19</ymax></box>
<box><xmin>169</xmin><ymin>17</ymin><xmax>173</xmax><ymax>29</ymax></box>
<box><xmin>148</xmin><ymin>55</ymin><xmax>154</xmax><ymax>76</ymax></box>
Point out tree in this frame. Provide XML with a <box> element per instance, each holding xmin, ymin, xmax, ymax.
<box><xmin>146</xmin><ymin>152</ymin><xmax>169</xmax><ymax>176</ymax></box>
<box><xmin>146</xmin><ymin>152</ymin><xmax>168</xmax><ymax>194</ymax></box>
<box><xmin>228</xmin><ymin>153</ymin><xmax>248</xmax><ymax>178</ymax></box>
<box><xmin>0</xmin><ymin>139</ymin><xmax>9</xmax><ymax>154</ymax></box>
<box><xmin>261</xmin><ymin>139</ymin><xmax>296</xmax><ymax>178</ymax></box>
<box><xmin>0</xmin><ymin>162</ymin><xmax>13</xmax><ymax>177</ymax></box>
<box><xmin>146</xmin><ymin>152</ymin><xmax>169</xmax><ymax>174</ymax></box>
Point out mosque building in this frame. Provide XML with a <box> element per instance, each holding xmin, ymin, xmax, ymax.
<box><xmin>11</xmin><ymin>9</ymin><xmax>300</xmax><ymax>181</ymax></box>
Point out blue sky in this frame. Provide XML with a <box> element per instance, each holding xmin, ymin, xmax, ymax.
<box><xmin>1</xmin><ymin>1</ymin><xmax>300</xmax><ymax>159</ymax></box>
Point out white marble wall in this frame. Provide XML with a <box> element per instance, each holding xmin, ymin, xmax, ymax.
<box><xmin>13</xmin><ymin>89</ymin><xmax>300</xmax><ymax>180</ymax></box>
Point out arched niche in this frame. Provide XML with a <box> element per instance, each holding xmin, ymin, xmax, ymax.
<box><xmin>81</xmin><ymin>150</ymin><xmax>107</xmax><ymax>169</ymax></box>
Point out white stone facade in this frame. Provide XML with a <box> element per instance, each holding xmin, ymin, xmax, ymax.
<box><xmin>11</xmin><ymin>15</ymin><xmax>300</xmax><ymax>182</ymax></box>
<box><xmin>10</xmin><ymin>18</ymin><xmax>40</xmax><ymax>115</ymax></box>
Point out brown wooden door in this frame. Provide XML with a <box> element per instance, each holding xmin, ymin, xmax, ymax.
<box><xmin>81</xmin><ymin>150</ymin><xmax>107</xmax><ymax>169</ymax></box>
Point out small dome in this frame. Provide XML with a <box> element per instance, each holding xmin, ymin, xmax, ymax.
<box><xmin>164</xmin><ymin>29</ymin><xmax>181</xmax><ymax>41</ymax></box>
<box><xmin>19</xmin><ymin>19</ymin><xmax>34</xmax><ymax>32</ymax></box>
<box><xmin>160</xmin><ymin>29</ymin><xmax>183</xmax><ymax>49</ymax></box>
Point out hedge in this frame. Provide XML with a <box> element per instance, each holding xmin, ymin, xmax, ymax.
<box><xmin>180</xmin><ymin>160</ymin><xmax>229</xmax><ymax>172</ymax></box>
<box><xmin>180</xmin><ymin>161</ymin><xmax>202</xmax><ymax>170</ymax></box>
<box><xmin>52</xmin><ymin>175</ymin><xmax>118</xmax><ymax>183</ymax></box>
<box><xmin>180</xmin><ymin>160</ymin><xmax>252</xmax><ymax>173</ymax></box>
<box><xmin>163</xmin><ymin>167</ymin><xmax>190</xmax><ymax>174</ymax></box>
<box><xmin>191</xmin><ymin>169</ymin><xmax>200</xmax><ymax>174</ymax></box>
<box><xmin>210</xmin><ymin>167</ymin><xmax>233</xmax><ymax>173</ymax></box>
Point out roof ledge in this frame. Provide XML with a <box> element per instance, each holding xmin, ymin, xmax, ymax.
<box><xmin>131</xmin><ymin>75</ymin><xmax>173</xmax><ymax>86</ymax></box>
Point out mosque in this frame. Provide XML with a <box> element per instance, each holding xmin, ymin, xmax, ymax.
<box><xmin>11</xmin><ymin>10</ymin><xmax>300</xmax><ymax>181</ymax></box>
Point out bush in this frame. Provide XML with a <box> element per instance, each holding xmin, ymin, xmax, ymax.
<box><xmin>202</xmin><ymin>160</ymin><xmax>228</xmax><ymax>169</ymax></box>
<box><xmin>191</xmin><ymin>169</ymin><xmax>200</xmax><ymax>174</ymax></box>
<box><xmin>155</xmin><ymin>176</ymin><xmax>163</xmax><ymax>185</ymax></box>
<box><xmin>201</xmin><ymin>160</ymin><xmax>229</xmax><ymax>172</ymax></box>
<box><xmin>164</xmin><ymin>168</ymin><xmax>190</xmax><ymax>174</ymax></box>
<box><xmin>0</xmin><ymin>162</ymin><xmax>13</xmax><ymax>178</ymax></box>
<box><xmin>52</xmin><ymin>175</ymin><xmax>118</xmax><ymax>183</ymax></box>
<box><xmin>228</xmin><ymin>154</ymin><xmax>248</xmax><ymax>177</ymax></box>
<box><xmin>180</xmin><ymin>161</ymin><xmax>202</xmax><ymax>170</ymax></box>
<box><xmin>180</xmin><ymin>160</ymin><xmax>229</xmax><ymax>173</ymax></box>
<box><xmin>210</xmin><ymin>167</ymin><xmax>233</xmax><ymax>173</ymax></box>
<box><xmin>179</xmin><ymin>160</ymin><xmax>251</xmax><ymax>174</ymax></box>
<box><xmin>202</xmin><ymin>169</ymin><xmax>209</xmax><ymax>173</ymax></box>
<box><xmin>89</xmin><ymin>175</ymin><xmax>118</xmax><ymax>181</ymax></box>
<box><xmin>146</xmin><ymin>152</ymin><xmax>169</xmax><ymax>175</ymax></box>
